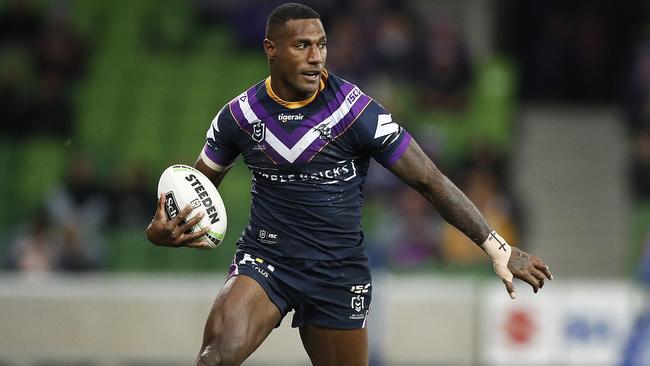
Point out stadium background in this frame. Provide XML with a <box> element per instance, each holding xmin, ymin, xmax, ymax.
<box><xmin>1</xmin><ymin>0</ymin><xmax>649</xmax><ymax>364</ymax></box>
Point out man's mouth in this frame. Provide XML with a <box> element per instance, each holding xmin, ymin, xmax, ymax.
<box><xmin>302</xmin><ymin>70</ymin><xmax>321</xmax><ymax>81</ymax></box>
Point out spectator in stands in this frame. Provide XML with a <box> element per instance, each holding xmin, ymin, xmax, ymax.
<box><xmin>442</xmin><ymin>164</ymin><xmax>520</xmax><ymax>265</ymax></box>
<box><xmin>386</xmin><ymin>187</ymin><xmax>443</xmax><ymax>268</ymax></box>
<box><xmin>108</xmin><ymin>164</ymin><xmax>156</xmax><ymax>228</ymax></box>
<box><xmin>26</xmin><ymin>72</ymin><xmax>73</xmax><ymax>136</ymax></box>
<box><xmin>45</xmin><ymin>154</ymin><xmax>108</xmax><ymax>271</ymax></box>
<box><xmin>369</xmin><ymin>9</ymin><xmax>415</xmax><ymax>80</ymax></box>
<box><xmin>0</xmin><ymin>0</ymin><xmax>43</xmax><ymax>49</ymax></box>
<box><xmin>417</xmin><ymin>17</ymin><xmax>473</xmax><ymax>111</ymax></box>
<box><xmin>33</xmin><ymin>7</ymin><xmax>87</xmax><ymax>83</ymax></box>
<box><xmin>4</xmin><ymin>210</ymin><xmax>57</xmax><ymax>274</ymax></box>
<box><xmin>625</xmin><ymin>40</ymin><xmax>650</xmax><ymax>136</ymax></box>
<box><xmin>324</xmin><ymin>14</ymin><xmax>370</xmax><ymax>83</ymax></box>
<box><xmin>0</xmin><ymin>0</ymin><xmax>86</xmax><ymax>137</ymax></box>
<box><xmin>0</xmin><ymin>48</ymin><xmax>33</xmax><ymax>136</ymax></box>
<box><xmin>56</xmin><ymin>223</ymin><xmax>102</xmax><ymax>272</ymax></box>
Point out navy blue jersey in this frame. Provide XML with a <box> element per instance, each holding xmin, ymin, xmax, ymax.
<box><xmin>201</xmin><ymin>71</ymin><xmax>411</xmax><ymax>260</ymax></box>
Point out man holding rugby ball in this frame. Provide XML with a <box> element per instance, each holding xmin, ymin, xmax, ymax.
<box><xmin>146</xmin><ymin>3</ymin><xmax>553</xmax><ymax>365</ymax></box>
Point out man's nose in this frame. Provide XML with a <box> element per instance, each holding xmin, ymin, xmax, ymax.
<box><xmin>307</xmin><ymin>45</ymin><xmax>322</xmax><ymax>64</ymax></box>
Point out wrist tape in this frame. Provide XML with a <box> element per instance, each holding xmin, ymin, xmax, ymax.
<box><xmin>481</xmin><ymin>231</ymin><xmax>513</xmax><ymax>282</ymax></box>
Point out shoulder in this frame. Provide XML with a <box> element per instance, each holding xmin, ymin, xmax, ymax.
<box><xmin>323</xmin><ymin>71</ymin><xmax>365</xmax><ymax>102</ymax></box>
<box><xmin>325</xmin><ymin>71</ymin><xmax>384</xmax><ymax>114</ymax></box>
<box><xmin>215</xmin><ymin>79</ymin><xmax>267</xmax><ymax>129</ymax></box>
<box><xmin>321</xmin><ymin>72</ymin><xmax>394</xmax><ymax>136</ymax></box>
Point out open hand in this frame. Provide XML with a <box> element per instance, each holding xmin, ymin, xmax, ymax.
<box><xmin>502</xmin><ymin>247</ymin><xmax>553</xmax><ymax>298</ymax></box>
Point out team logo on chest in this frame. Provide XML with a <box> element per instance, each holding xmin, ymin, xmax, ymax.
<box><xmin>251</xmin><ymin>121</ymin><xmax>266</xmax><ymax>142</ymax></box>
<box><xmin>315</xmin><ymin>123</ymin><xmax>332</xmax><ymax>141</ymax></box>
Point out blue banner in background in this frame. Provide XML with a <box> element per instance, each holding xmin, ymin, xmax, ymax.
<box><xmin>622</xmin><ymin>309</ymin><xmax>650</xmax><ymax>366</ymax></box>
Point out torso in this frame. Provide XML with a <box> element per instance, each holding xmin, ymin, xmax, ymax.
<box><xmin>203</xmin><ymin>72</ymin><xmax>411</xmax><ymax>260</ymax></box>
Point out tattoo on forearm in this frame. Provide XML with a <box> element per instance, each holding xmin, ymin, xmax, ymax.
<box><xmin>390</xmin><ymin>141</ymin><xmax>491</xmax><ymax>245</ymax></box>
<box><xmin>421</xmin><ymin>174</ymin><xmax>491</xmax><ymax>245</ymax></box>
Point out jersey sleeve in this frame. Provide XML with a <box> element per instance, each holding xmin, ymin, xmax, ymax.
<box><xmin>350</xmin><ymin>100</ymin><xmax>412</xmax><ymax>167</ymax></box>
<box><xmin>200</xmin><ymin>104</ymin><xmax>241</xmax><ymax>171</ymax></box>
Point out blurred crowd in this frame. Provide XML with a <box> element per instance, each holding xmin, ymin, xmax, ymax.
<box><xmin>2</xmin><ymin>0</ymin><xmax>649</xmax><ymax>276</ymax></box>
<box><xmin>0</xmin><ymin>0</ymin><xmax>519</xmax><ymax>274</ymax></box>
<box><xmin>3</xmin><ymin>154</ymin><xmax>155</xmax><ymax>274</ymax></box>
<box><xmin>0</xmin><ymin>0</ymin><xmax>87</xmax><ymax>138</ymax></box>
<box><xmin>205</xmin><ymin>0</ymin><xmax>474</xmax><ymax>111</ymax></box>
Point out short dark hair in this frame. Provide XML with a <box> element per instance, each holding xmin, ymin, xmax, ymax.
<box><xmin>265</xmin><ymin>3</ymin><xmax>320</xmax><ymax>40</ymax></box>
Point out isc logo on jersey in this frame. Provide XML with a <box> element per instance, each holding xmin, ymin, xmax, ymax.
<box><xmin>157</xmin><ymin>164</ymin><xmax>228</xmax><ymax>249</ymax></box>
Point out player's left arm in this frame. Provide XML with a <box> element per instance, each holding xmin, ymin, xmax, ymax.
<box><xmin>389</xmin><ymin>138</ymin><xmax>553</xmax><ymax>298</ymax></box>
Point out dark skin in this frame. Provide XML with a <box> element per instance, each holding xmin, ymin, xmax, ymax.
<box><xmin>146</xmin><ymin>18</ymin><xmax>552</xmax><ymax>366</ymax></box>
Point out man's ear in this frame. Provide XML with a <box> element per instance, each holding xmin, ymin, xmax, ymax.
<box><xmin>263</xmin><ymin>39</ymin><xmax>276</xmax><ymax>60</ymax></box>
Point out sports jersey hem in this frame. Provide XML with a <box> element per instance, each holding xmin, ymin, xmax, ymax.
<box><xmin>385</xmin><ymin>131</ymin><xmax>412</xmax><ymax>167</ymax></box>
<box><xmin>203</xmin><ymin>144</ymin><xmax>235</xmax><ymax>168</ymax></box>
<box><xmin>237</xmin><ymin>241</ymin><xmax>368</xmax><ymax>263</ymax></box>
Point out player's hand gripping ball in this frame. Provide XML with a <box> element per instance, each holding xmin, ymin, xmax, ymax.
<box><xmin>157</xmin><ymin>164</ymin><xmax>227</xmax><ymax>249</ymax></box>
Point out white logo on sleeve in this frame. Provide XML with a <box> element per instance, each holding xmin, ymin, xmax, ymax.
<box><xmin>374</xmin><ymin>114</ymin><xmax>399</xmax><ymax>143</ymax></box>
<box><xmin>211</xmin><ymin>109</ymin><xmax>223</xmax><ymax>132</ymax></box>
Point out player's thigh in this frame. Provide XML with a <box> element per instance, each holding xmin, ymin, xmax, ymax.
<box><xmin>200</xmin><ymin>275</ymin><xmax>281</xmax><ymax>357</ymax></box>
<box><xmin>299</xmin><ymin>324</ymin><xmax>368</xmax><ymax>366</ymax></box>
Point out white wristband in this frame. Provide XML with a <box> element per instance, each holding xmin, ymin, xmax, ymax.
<box><xmin>481</xmin><ymin>231</ymin><xmax>513</xmax><ymax>283</ymax></box>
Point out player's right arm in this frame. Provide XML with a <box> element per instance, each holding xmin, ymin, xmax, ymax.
<box><xmin>146</xmin><ymin>104</ymin><xmax>241</xmax><ymax>249</ymax></box>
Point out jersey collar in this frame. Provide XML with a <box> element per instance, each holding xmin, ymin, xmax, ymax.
<box><xmin>265</xmin><ymin>69</ymin><xmax>329</xmax><ymax>109</ymax></box>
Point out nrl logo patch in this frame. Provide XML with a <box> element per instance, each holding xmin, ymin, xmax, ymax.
<box><xmin>252</xmin><ymin>121</ymin><xmax>265</xmax><ymax>142</ymax></box>
<box><xmin>351</xmin><ymin>295</ymin><xmax>365</xmax><ymax>312</ymax></box>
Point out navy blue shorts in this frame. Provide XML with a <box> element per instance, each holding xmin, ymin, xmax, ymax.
<box><xmin>227</xmin><ymin>248</ymin><xmax>372</xmax><ymax>329</ymax></box>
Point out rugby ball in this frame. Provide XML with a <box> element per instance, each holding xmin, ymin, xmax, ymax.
<box><xmin>157</xmin><ymin>164</ymin><xmax>227</xmax><ymax>249</ymax></box>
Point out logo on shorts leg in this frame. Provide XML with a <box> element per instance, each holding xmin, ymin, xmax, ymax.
<box><xmin>350</xmin><ymin>284</ymin><xmax>370</xmax><ymax>294</ymax></box>
<box><xmin>351</xmin><ymin>295</ymin><xmax>365</xmax><ymax>312</ymax></box>
<box><xmin>238</xmin><ymin>253</ymin><xmax>275</xmax><ymax>278</ymax></box>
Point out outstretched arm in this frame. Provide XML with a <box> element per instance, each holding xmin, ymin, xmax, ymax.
<box><xmin>390</xmin><ymin>139</ymin><xmax>491</xmax><ymax>244</ymax></box>
<box><xmin>389</xmin><ymin>139</ymin><xmax>553</xmax><ymax>298</ymax></box>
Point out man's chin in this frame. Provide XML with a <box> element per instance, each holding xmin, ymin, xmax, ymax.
<box><xmin>295</xmin><ymin>85</ymin><xmax>318</xmax><ymax>99</ymax></box>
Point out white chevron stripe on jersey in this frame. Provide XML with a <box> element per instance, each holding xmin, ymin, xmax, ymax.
<box><xmin>238</xmin><ymin>92</ymin><xmax>261</xmax><ymax>126</ymax></box>
<box><xmin>237</xmin><ymin>87</ymin><xmax>364</xmax><ymax>163</ymax></box>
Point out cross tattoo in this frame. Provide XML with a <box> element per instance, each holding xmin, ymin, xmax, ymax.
<box><xmin>492</xmin><ymin>233</ymin><xmax>507</xmax><ymax>251</ymax></box>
